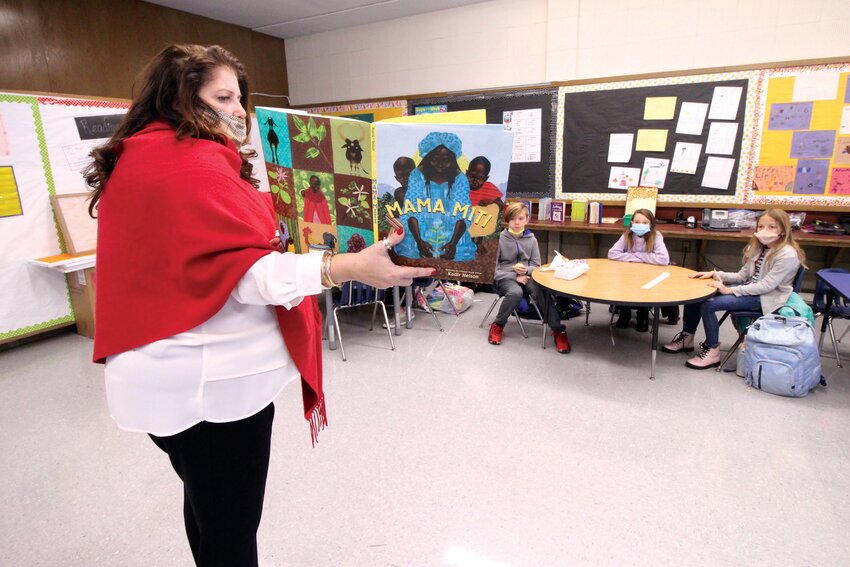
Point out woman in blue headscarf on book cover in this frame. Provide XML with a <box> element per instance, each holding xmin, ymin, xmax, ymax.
<box><xmin>394</xmin><ymin>132</ymin><xmax>477</xmax><ymax>261</ymax></box>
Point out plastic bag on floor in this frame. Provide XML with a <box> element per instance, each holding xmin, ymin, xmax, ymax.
<box><xmin>418</xmin><ymin>283</ymin><xmax>474</xmax><ymax>313</ymax></box>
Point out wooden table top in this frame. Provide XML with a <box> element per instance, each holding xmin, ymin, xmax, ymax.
<box><xmin>532</xmin><ymin>258</ymin><xmax>717</xmax><ymax>306</ymax></box>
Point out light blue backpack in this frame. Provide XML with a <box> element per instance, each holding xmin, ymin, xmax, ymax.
<box><xmin>743</xmin><ymin>308</ymin><xmax>825</xmax><ymax>397</ymax></box>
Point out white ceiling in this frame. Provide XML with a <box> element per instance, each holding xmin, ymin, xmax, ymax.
<box><xmin>145</xmin><ymin>0</ymin><xmax>490</xmax><ymax>39</ymax></box>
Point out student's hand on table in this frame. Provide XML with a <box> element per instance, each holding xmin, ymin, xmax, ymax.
<box><xmin>707</xmin><ymin>281</ymin><xmax>732</xmax><ymax>294</ymax></box>
<box><xmin>690</xmin><ymin>271</ymin><xmax>715</xmax><ymax>279</ymax></box>
<box><xmin>517</xmin><ymin>275</ymin><xmax>530</xmax><ymax>285</ymax></box>
<box><xmin>331</xmin><ymin>229</ymin><xmax>435</xmax><ymax>288</ymax></box>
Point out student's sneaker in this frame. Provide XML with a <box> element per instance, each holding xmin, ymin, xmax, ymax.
<box><xmin>685</xmin><ymin>343</ymin><xmax>721</xmax><ymax>369</ymax></box>
<box><xmin>488</xmin><ymin>323</ymin><xmax>504</xmax><ymax>345</ymax></box>
<box><xmin>553</xmin><ymin>330</ymin><xmax>571</xmax><ymax>354</ymax></box>
<box><xmin>666</xmin><ymin>312</ymin><xmax>680</xmax><ymax>325</ymax></box>
<box><xmin>662</xmin><ymin>331</ymin><xmax>695</xmax><ymax>353</ymax></box>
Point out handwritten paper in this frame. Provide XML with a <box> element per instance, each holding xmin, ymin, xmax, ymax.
<box><xmin>640</xmin><ymin>157</ymin><xmax>670</xmax><ymax>189</ymax></box>
<box><xmin>705</xmin><ymin>122</ymin><xmax>738</xmax><ymax>155</ymax></box>
<box><xmin>0</xmin><ymin>113</ymin><xmax>9</xmax><ymax>156</ymax></box>
<box><xmin>644</xmin><ymin>97</ymin><xmax>677</xmax><ymax>120</ymax></box>
<box><xmin>701</xmin><ymin>156</ymin><xmax>735</xmax><ymax>190</ymax></box>
<box><xmin>608</xmin><ymin>133</ymin><xmax>634</xmax><ymax>163</ymax></box>
<box><xmin>792</xmin><ymin>71</ymin><xmax>840</xmax><ymax>102</ymax></box>
<box><xmin>829</xmin><ymin>168</ymin><xmax>850</xmax><ymax>195</ymax></box>
<box><xmin>793</xmin><ymin>159</ymin><xmax>830</xmax><ymax>194</ymax></box>
<box><xmin>608</xmin><ymin>166</ymin><xmax>641</xmax><ymax>189</ymax></box>
<box><xmin>768</xmin><ymin>102</ymin><xmax>813</xmax><ymax>130</ymax></box>
<box><xmin>670</xmin><ymin>142</ymin><xmax>702</xmax><ymax>175</ymax></box>
<box><xmin>503</xmin><ymin>108</ymin><xmax>541</xmax><ymax>163</ymax></box>
<box><xmin>841</xmin><ymin>106</ymin><xmax>850</xmax><ymax>135</ymax></box>
<box><xmin>790</xmin><ymin>130</ymin><xmax>837</xmax><ymax>159</ymax></box>
<box><xmin>675</xmin><ymin>102</ymin><xmax>708</xmax><ymax>135</ymax></box>
<box><xmin>641</xmin><ymin>272</ymin><xmax>670</xmax><ymax>289</ymax></box>
<box><xmin>752</xmin><ymin>166</ymin><xmax>794</xmax><ymax>192</ymax></box>
<box><xmin>635</xmin><ymin>129</ymin><xmax>668</xmax><ymax>152</ymax></box>
<box><xmin>708</xmin><ymin>86</ymin><xmax>742</xmax><ymax>120</ymax></box>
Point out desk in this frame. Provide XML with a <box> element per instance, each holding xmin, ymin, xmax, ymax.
<box><xmin>527</xmin><ymin>220</ymin><xmax>850</xmax><ymax>270</ymax></box>
<box><xmin>30</xmin><ymin>254</ymin><xmax>97</xmax><ymax>339</ymax></box>
<box><xmin>532</xmin><ymin>258</ymin><xmax>716</xmax><ymax>379</ymax></box>
<box><xmin>817</xmin><ymin>270</ymin><xmax>850</xmax><ymax>368</ymax></box>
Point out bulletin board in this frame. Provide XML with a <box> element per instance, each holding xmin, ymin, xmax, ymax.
<box><xmin>748</xmin><ymin>63</ymin><xmax>850</xmax><ymax>207</ymax></box>
<box><xmin>556</xmin><ymin>72</ymin><xmax>759</xmax><ymax>204</ymax></box>
<box><xmin>302</xmin><ymin>99</ymin><xmax>407</xmax><ymax>123</ymax></box>
<box><xmin>408</xmin><ymin>88</ymin><xmax>558</xmax><ymax>198</ymax></box>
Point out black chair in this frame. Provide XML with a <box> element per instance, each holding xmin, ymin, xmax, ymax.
<box><xmin>813</xmin><ymin>268</ymin><xmax>850</xmax><ymax>368</ymax></box>
<box><xmin>716</xmin><ymin>266</ymin><xmax>806</xmax><ymax>372</ymax></box>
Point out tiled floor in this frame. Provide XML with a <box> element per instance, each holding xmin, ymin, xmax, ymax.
<box><xmin>1</xmin><ymin>294</ymin><xmax>849</xmax><ymax>566</ymax></box>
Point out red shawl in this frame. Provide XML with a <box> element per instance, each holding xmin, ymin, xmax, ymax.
<box><xmin>93</xmin><ymin>119</ymin><xmax>326</xmax><ymax>442</ymax></box>
<box><xmin>302</xmin><ymin>187</ymin><xmax>332</xmax><ymax>224</ymax></box>
<box><xmin>470</xmin><ymin>180</ymin><xmax>503</xmax><ymax>206</ymax></box>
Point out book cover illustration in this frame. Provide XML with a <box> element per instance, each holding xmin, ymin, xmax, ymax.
<box><xmin>255</xmin><ymin>107</ymin><xmax>374</xmax><ymax>254</ymax></box>
<box><xmin>374</xmin><ymin>123</ymin><xmax>514</xmax><ymax>283</ymax></box>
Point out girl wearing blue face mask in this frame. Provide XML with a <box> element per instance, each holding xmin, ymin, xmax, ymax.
<box><xmin>607</xmin><ymin>209</ymin><xmax>671</xmax><ymax>332</ymax></box>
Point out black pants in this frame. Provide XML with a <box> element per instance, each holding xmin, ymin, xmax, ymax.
<box><xmin>149</xmin><ymin>403</ymin><xmax>275</xmax><ymax>567</ymax></box>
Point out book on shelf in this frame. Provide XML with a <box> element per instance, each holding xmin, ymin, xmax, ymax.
<box><xmin>588</xmin><ymin>202</ymin><xmax>602</xmax><ymax>224</ymax></box>
<box><xmin>570</xmin><ymin>200</ymin><xmax>587</xmax><ymax>222</ymax></box>
<box><xmin>254</xmin><ymin>107</ymin><xmax>515</xmax><ymax>283</ymax></box>
<box><xmin>537</xmin><ymin>197</ymin><xmax>552</xmax><ymax>221</ymax></box>
<box><xmin>550</xmin><ymin>201</ymin><xmax>566</xmax><ymax>223</ymax></box>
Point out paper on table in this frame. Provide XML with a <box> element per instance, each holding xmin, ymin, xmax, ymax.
<box><xmin>644</xmin><ymin>97</ymin><xmax>677</xmax><ymax>120</ymax></box>
<box><xmin>701</xmin><ymin>156</ymin><xmax>736</xmax><ymax>190</ymax></box>
<box><xmin>641</xmin><ymin>271</ymin><xmax>670</xmax><ymax>289</ymax></box>
<box><xmin>608</xmin><ymin>133</ymin><xmax>634</xmax><ymax>163</ymax></box>
<box><xmin>670</xmin><ymin>142</ymin><xmax>702</xmax><ymax>175</ymax></box>
<box><xmin>792</xmin><ymin>71</ymin><xmax>840</xmax><ymax>102</ymax></box>
<box><xmin>705</xmin><ymin>122</ymin><xmax>738</xmax><ymax>155</ymax></box>
<box><xmin>636</xmin><ymin>129</ymin><xmax>668</xmax><ymax>152</ymax></box>
<box><xmin>675</xmin><ymin>102</ymin><xmax>708</xmax><ymax>135</ymax></box>
<box><xmin>708</xmin><ymin>86</ymin><xmax>742</xmax><ymax>120</ymax></box>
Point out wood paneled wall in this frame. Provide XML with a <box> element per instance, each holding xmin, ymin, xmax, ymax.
<box><xmin>0</xmin><ymin>0</ymin><xmax>288</xmax><ymax>107</ymax></box>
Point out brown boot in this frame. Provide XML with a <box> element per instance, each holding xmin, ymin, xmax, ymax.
<box><xmin>662</xmin><ymin>331</ymin><xmax>695</xmax><ymax>353</ymax></box>
<box><xmin>685</xmin><ymin>343</ymin><xmax>721</xmax><ymax>370</ymax></box>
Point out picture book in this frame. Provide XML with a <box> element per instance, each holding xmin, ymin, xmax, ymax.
<box><xmin>254</xmin><ymin>107</ymin><xmax>515</xmax><ymax>283</ymax></box>
<box><xmin>550</xmin><ymin>201</ymin><xmax>566</xmax><ymax>223</ymax></box>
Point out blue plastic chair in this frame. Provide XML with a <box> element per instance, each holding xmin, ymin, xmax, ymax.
<box><xmin>716</xmin><ymin>266</ymin><xmax>806</xmax><ymax>372</ymax></box>
<box><xmin>813</xmin><ymin>268</ymin><xmax>850</xmax><ymax>368</ymax></box>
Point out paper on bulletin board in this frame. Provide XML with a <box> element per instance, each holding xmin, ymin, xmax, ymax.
<box><xmin>644</xmin><ymin>97</ymin><xmax>677</xmax><ymax>120</ymax></box>
<box><xmin>640</xmin><ymin>157</ymin><xmax>669</xmax><ymax>188</ymax></box>
<box><xmin>675</xmin><ymin>102</ymin><xmax>708</xmax><ymax>135</ymax></box>
<box><xmin>608</xmin><ymin>166</ymin><xmax>640</xmax><ymax>189</ymax></box>
<box><xmin>607</xmin><ymin>133</ymin><xmax>633</xmax><ymax>162</ymax></box>
<box><xmin>0</xmin><ymin>166</ymin><xmax>22</xmax><ymax>217</ymax></box>
<box><xmin>793</xmin><ymin>159</ymin><xmax>830</xmax><ymax>194</ymax></box>
<box><xmin>705</xmin><ymin>122</ymin><xmax>738</xmax><ymax>155</ymax></box>
<box><xmin>702</xmin><ymin>156</ymin><xmax>735</xmax><ymax>190</ymax></box>
<box><xmin>841</xmin><ymin>106</ymin><xmax>850</xmax><ymax>134</ymax></box>
<box><xmin>753</xmin><ymin>165</ymin><xmax>794</xmax><ymax>192</ymax></box>
<box><xmin>670</xmin><ymin>142</ymin><xmax>701</xmax><ymax>174</ymax></box>
<box><xmin>503</xmin><ymin>108</ymin><xmax>541</xmax><ymax>163</ymax></box>
<box><xmin>768</xmin><ymin>102</ymin><xmax>813</xmax><ymax>130</ymax></box>
<box><xmin>382</xmin><ymin>110</ymin><xmax>486</xmax><ymax>124</ymax></box>
<box><xmin>790</xmin><ymin>130</ymin><xmax>836</xmax><ymax>159</ymax></box>
<box><xmin>829</xmin><ymin>168</ymin><xmax>850</xmax><ymax>194</ymax></box>
<box><xmin>708</xmin><ymin>86</ymin><xmax>742</xmax><ymax>120</ymax></box>
<box><xmin>792</xmin><ymin>71</ymin><xmax>840</xmax><ymax>102</ymax></box>
<box><xmin>635</xmin><ymin>129</ymin><xmax>667</xmax><ymax>152</ymax></box>
<box><xmin>835</xmin><ymin>136</ymin><xmax>850</xmax><ymax>164</ymax></box>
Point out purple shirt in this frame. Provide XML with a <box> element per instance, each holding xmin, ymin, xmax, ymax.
<box><xmin>608</xmin><ymin>231</ymin><xmax>670</xmax><ymax>265</ymax></box>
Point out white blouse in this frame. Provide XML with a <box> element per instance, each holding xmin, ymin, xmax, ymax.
<box><xmin>104</xmin><ymin>250</ymin><xmax>324</xmax><ymax>437</ymax></box>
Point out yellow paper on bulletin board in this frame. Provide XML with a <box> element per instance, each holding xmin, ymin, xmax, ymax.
<box><xmin>635</xmin><ymin>129</ymin><xmax>668</xmax><ymax>151</ymax></box>
<box><xmin>381</xmin><ymin>109</ymin><xmax>486</xmax><ymax>124</ymax></box>
<box><xmin>756</xmin><ymin>70</ymin><xmax>850</xmax><ymax>197</ymax></box>
<box><xmin>644</xmin><ymin>97</ymin><xmax>677</xmax><ymax>120</ymax></box>
<box><xmin>0</xmin><ymin>166</ymin><xmax>23</xmax><ymax>217</ymax></box>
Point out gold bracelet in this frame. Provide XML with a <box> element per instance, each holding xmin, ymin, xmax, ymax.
<box><xmin>321</xmin><ymin>250</ymin><xmax>339</xmax><ymax>288</ymax></box>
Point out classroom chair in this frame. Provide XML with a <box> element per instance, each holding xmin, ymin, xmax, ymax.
<box><xmin>479</xmin><ymin>289</ymin><xmax>544</xmax><ymax>339</ymax></box>
<box><xmin>396</xmin><ymin>278</ymin><xmax>443</xmax><ymax>332</ymax></box>
<box><xmin>716</xmin><ymin>266</ymin><xmax>806</xmax><ymax>372</ymax></box>
<box><xmin>813</xmin><ymin>267</ymin><xmax>850</xmax><ymax>368</ymax></box>
<box><xmin>331</xmin><ymin>280</ymin><xmax>394</xmax><ymax>361</ymax></box>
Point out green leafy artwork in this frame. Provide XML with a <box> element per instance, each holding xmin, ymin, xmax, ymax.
<box><xmin>291</xmin><ymin>115</ymin><xmax>331</xmax><ymax>168</ymax></box>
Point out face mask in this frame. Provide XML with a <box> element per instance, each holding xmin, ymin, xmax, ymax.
<box><xmin>630</xmin><ymin>224</ymin><xmax>651</xmax><ymax>237</ymax></box>
<box><xmin>755</xmin><ymin>230</ymin><xmax>780</xmax><ymax>245</ymax></box>
<box><xmin>203</xmin><ymin>107</ymin><xmax>247</xmax><ymax>144</ymax></box>
<box><xmin>508</xmin><ymin>227</ymin><xmax>524</xmax><ymax>236</ymax></box>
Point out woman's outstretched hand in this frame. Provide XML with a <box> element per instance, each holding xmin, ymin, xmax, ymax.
<box><xmin>330</xmin><ymin>229</ymin><xmax>436</xmax><ymax>288</ymax></box>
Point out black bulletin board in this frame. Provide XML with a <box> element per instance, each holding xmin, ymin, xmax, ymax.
<box><xmin>561</xmin><ymin>78</ymin><xmax>749</xmax><ymax>197</ymax></box>
<box><xmin>409</xmin><ymin>89</ymin><xmax>557</xmax><ymax>198</ymax></box>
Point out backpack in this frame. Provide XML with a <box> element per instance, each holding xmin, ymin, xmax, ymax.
<box><xmin>743</xmin><ymin>309</ymin><xmax>825</xmax><ymax>397</ymax></box>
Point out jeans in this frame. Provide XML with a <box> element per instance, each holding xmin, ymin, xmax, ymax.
<box><xmin>493</xmin><ymin>277</ymin><xmax>565</xmax><ymax>331</ymax></box>
<box><xmin>682</xmin><ymin>293</ymin><xmax>762</xmax><ymax>348</ymax></box>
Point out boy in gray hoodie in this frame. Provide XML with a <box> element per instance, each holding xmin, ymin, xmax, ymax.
<box><xmin>490</xmin><ymin>202</ymin><xmax>571</xmax><ymax>353</ymax></box>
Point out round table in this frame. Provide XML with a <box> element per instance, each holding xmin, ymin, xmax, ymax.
<box><xmin>532</xmin><ymin>258</ymin><xmax>716</xmax><ymax>378</ymax></box>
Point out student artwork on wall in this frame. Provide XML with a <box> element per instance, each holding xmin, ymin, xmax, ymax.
<box><xmin>302</xmin><ymin>100</ymin><xmax>407</xmax><ymax>123</ymax></box>
<box><xmin>556</xmin><ymin>71</ymin><xmax>759</xmax><ymax>204</ymax></box>
<box><xmin>749</xmin><ymin>63</ymin><xmax>850</xmax><ymax>206</ymax></box>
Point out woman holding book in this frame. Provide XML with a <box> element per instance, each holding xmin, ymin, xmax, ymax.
<box><xmin>85</xmin><ymin>44</ymin><xmax>433</xmax><ymax>567</ymax></box>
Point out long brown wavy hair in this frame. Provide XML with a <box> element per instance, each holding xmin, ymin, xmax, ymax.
<box><xmin>742</xmin><ymin>208</ymin><xmax>807</xmax><ymax>267</ymax></box>
<box><xmin>85</xmin><ymin>44</ymin><xmax>258</xmax><ymax>217</ymax></box>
